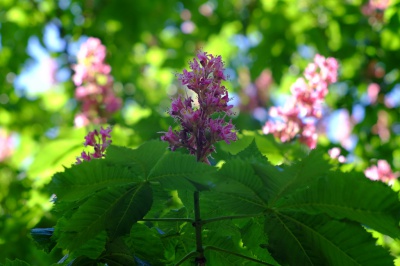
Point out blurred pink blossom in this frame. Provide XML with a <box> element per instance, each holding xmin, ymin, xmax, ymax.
<box><xmin>72</xmin><ymin>37</ymin><xmax>121</xmax><ymax>127</ymax></box>
<box><xmin>328</xmin><ymin>147</ymin><xmax>346</xmax><ymax>163</ymax></box>
<box><xmin>369</xmin><ymin>0</ymin><xmax>390</xmax><ymax>10</ymax></box>
<box><xmin>240</xmin><ymin>69</ymin><xmax>272</xmax><ymax>118</ymax></box>
<box><xmin>367</xmin><ymin>83</ymin><xmax>380</xmax><ymax>104</ymax></box>
<box><xmin>263</xmin><ymin>54</ymin><xmax>338</xmax><ymax>149</ymax></box>
<box><xmin>0</xmin><ymin>129</ymin><xmax>14</xmax><ymax>162</ymax></box>
<box><xmin>365</xmin><ymin>160</ymin><xmax>399</xmax><ymax>184</ymax></box>
<box><xmin>372</xmin><ymin>110</ymin><xmax>390</xmax><ymax>142</ymax></box>
<box><xmin>362</xmin><ymin>0</ymin><xmax>389</xmax><ymax>26</ymax></box>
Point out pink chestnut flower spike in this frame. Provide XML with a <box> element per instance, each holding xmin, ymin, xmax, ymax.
<box><xmin>161</xmin><ymin>51</ymin><xmax>237</xmax><ymax>163</ymax></box>
<box><xmin>72</xmin><ymin>37</ymin><xmax>122</xmax><ymax>128</ymax></box>
<box><xmin>262</xmin><ymin>54</ymin><xmax>338</xmax><ymax>149</ymax></box>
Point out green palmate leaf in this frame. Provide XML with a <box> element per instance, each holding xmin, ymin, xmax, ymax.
<box><xmin>204</xmin><ymin>232</ymin><xmax>250</xmax><ymax>266</ymax></box>
<box><xmin>162</xmin><ymin>222</ymin><xmax>196</xmax><ymax>264</ymax></box>
<box><xmin>252</xmin><ymin>148</ymin><xmax>331</xmax><ymax>204</ymax></box>
<box><xmin>106</xmin><ymin>182</ymin><xmax>153</xmax><ymax>238</ymax></box>
<box><xmin>204</xmin><ymin>219</ymin><xmax>242</xmax><ymax>244</ymax></box>
<box><xmin>203</xmin><ymin>226</ymin><xmax>273</xmax><ymax>266</ymax></box>
<box><xmin>275</xmin><ymin>171</ymin><xmax>400</xmax><ymax>239</ymax></box>
<box><xmin>71</xmin><ymin>231</ymin><xmax>107</xmax><ymax>260</ymax></box>
<box><xmin>124</xmin><ymin>223</ymin><xmax>166</xmax><ymax>265</ymax></box>
<box><xmin>143</xmin><ymin>184</ymin><xmax>179</xmax><ymax>219</ymax></box>
<box><xmin>99</xmin><ymin>237</ymin><xmax>137</xmax><ymax>266</ymax></box>
<box><xmin>201</xmin><ymin>159</ymin><xmax>268</xmax><ymax>217</ymax></box>
<box><xmin>49</xmin><ymin>159</ymin><xmax>141</xmax><ymax>202</ymax></box>
<box><xmin>240</xmin><ymin>218</ymin><xmax>280</xmax><ymax>266</ymax></box>
<box><xmin>106</xmin><ymin>141</ymin><xmax>168</xmax><ymax>177</ymax></box>
<box><xmin>265</xmin><ymin>212</ymin><xmax>393</xmax><ymax>266</ymax></box>
<box><xmin>215</xmin><ymin>131</ymin><xmax>307</xmax><ymax>165</ymax></box>
<box><xmin>177</xmin><ymin>189</ymin><xmax>195</xmax><ymax>215</ymax></box>
<box><xmin>201</xmin><ymin>220</ymin><xmax>276</xmax><ymax>265</ymax></box>
<box><xmin>235</xmin><ymin>139</ymin><xmax>268</xmax><ymax>163</ymax></box>
<box><xmin>69</xmin><ymin>256</ymin><xmax>98</xmax><ymax>266</ymax></box>
<box><xmin>1</xmin><ymin>259</ymin><xmax>30</xmax><ymax>266</ymax></box>
<box><xmin>55</xmin><ymin>183</ymin><xmax>152</xmax><ymax>252</ymax></box>
<box><xmin>147</xmin><ymin>152</ymin><xmax>217</xmax><ymax>191</ymax></box>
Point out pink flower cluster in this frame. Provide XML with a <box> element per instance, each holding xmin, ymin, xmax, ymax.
<box><xmin>0</xmin><ymin>129</ymin><xmax>14</xmax><ymax>162</ymax></box>
<box><xmin>263</xmin><ymin>54</ymin><xmax>338</xmax><ymax>149</ymax></box>
<box><xmin>72</xmin><ymin>37</ymin><xmax>122</xmax><ymax>127</ymax></box>
<box><xmin>364</xmin><ymin>160</ymin><xmax>399</xmax><ymax>184</ymax></box>
<box><xmin>76</xmin><ymin>126</ymin><xmax>112</xmax><ymax>164</ymax></box>
<box><xmin>161</xmin><ymin>51</ymin><xmax>237</xmax><ymax>163</ymax></box>
<box><xmin>361</xmin><ymin>0</ymin><xmax>390</xmax><ymax>26</ymax></box>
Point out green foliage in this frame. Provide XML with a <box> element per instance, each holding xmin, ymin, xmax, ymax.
<box><xmin>0</xmin><ymin>259</ymin><xmax>30</xmax><ymax>266</ymax></box>
<box><xmin>275</xmin><ymin>171</ymin><xmax>400</xmax><ymax>239</ymax></box>
<box><xmin>264</xmin><ymin>213</ymin><xmax>393</xmax><ymax>266</ymax></box>
<box><xmin>33</xmin><ymin>140</ymin><xmax>399</xmax><ymax>265</ymax></box>
<box><xmin>124</xmin><ymin>223</ymin><xmax>166</xmax><ymax>265</ymax></box>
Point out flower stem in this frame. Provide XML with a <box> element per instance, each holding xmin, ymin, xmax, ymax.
<box><xmin>194</xmin><ymin>191</ymin><xmax>206</xmax><ymax>265</ymax></box>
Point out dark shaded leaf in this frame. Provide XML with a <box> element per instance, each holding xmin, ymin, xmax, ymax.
<box><xmin>55</xmin><ymin>183</ymin><xmax>151</xmax><ymax>251</ymax></box>
<box><xmin>106</xmin><ymin>183</ymin><xmax>153</xmax><ymax>238</ymax></box>
<box><xmin>147</xmin><ymin>152</ymin><xmax>217</xmax><ymax>191</ymax></box>
<box><xmin>124</xmin><ymin>223</ymin><xmax>166</xmax><ymax>265</ymax></box>
<box><xmin>202</xmin><ymin>160</ymin><xmax>267</xmax><ymax>217</ymax></box>
<box><xmin>275</xmin><ymin>171</ymin><xmax>400</xmax><ymax>239</ymax></box>
<box><xmin>252</xmin><ymin>149</ymin><xmax>330</xmax><ymax>204</ymax></box>
<box><xmin>265</xmin><ymin>212</ymin><xmax>393</xmax><ymax>266</ymax></box>
<box><xmin>1</xmin><ymin>259</ymin><xmax>31</xmax><ymax>266</ymax></box>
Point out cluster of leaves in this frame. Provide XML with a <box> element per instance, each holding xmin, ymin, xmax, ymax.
<box><xmin>20</xmin><ymin>139</ymin><xmax>399</xmax><ymax>265</ymax></box>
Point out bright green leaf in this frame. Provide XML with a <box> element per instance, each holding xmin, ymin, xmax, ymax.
<box><xmin>49</xmin><ymin>159</ymin><xmax>141</xmax><ymax>202</ymax></box>
<box><xmin>275</xmin><ymin>171</ymin><xmax>400</xmax><ymax>239</ymax></box>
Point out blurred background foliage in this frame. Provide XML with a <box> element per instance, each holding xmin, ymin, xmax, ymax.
<box><xmin>1</xmin><ymin>0</ymin><xmax>400</xmax><ymax>264</ymax></box>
